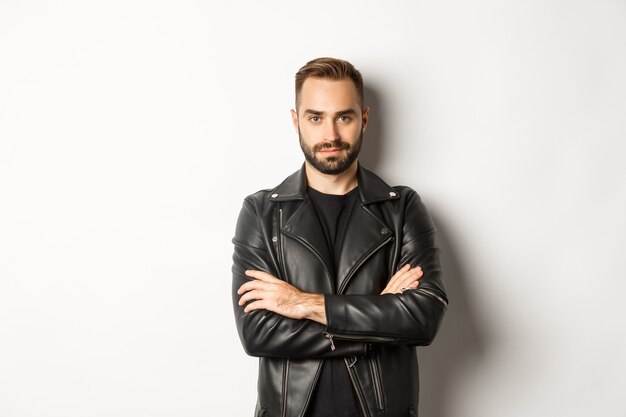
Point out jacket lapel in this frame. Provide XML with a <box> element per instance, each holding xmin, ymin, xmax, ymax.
<box><xmin>281</xmin><ymin>199</ymin><xmax>335</xmax><ymax>286</ymax></box>
<box><xmin>268</xmin><ymin>164</ymin><xmax>335</xmax><ymax>291</ymax></box>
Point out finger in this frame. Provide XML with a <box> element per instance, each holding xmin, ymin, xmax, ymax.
<box><xmin>383</xmin><ymin>276</ymin><xmax>404</xmax><ymax>294</ymax></box>
<box><xmin>399</xmin><ymin>268</ymin><xmax>423</xmax><ymax>287</ymax></box>
<box><xmin>238</xmin><ymin>279</ymin><xmax>271</xmax><ymax>295</ymax></box>
<box><xmin>244</xmin><ymin>300</ymin><xmax>267</xmax><ymax>313</ymax></box>
<box><xmin>399</xmin><ymin>282</ymin><xmax>419</xmax><ymax>294</ymax></box>
<box><xmin>382</xmin><ymin>265</ymin><xmax>423</xmax><ymax>295</ymax></box>
<box><xmin>389</xmin><ymin>264</ymin><xmax>419</xmax><ymax>286</ymax></box>
<box><xmin>245</xmin><ymin>270</ymin><xmax>280</xmax><ymax>282</ymax></box>
<box><xmin>386</xmin><ymin>269</ymin><xmax>423</xmax><ymax>294</ymax></box>
<box><xmin>397</xmin><ymin>272</ymin><xmax>422</xmax><ymax>291</ymax></box>
<box><xmin>406</xmin><ymin>279</ymin><xmax>420</xmax><ymax>289</ymax></box>
<box><xmin>382</xmin><ymin>280</ymin><xmax>403</xmax><ymax>295</ymax></box>
<box><xmin>388</xmin><ymin>264</ymin><xmax>412</xmax><ymax>285</ymax></box>
<box><xmin>394</xmin><ymin>264</ymin><xmax>411</xmax><ymax>277</ymax></box>
<box><xmin>238</xmin><ymin>289</ymin><xmax>264</xmax><ymax>306</ymax></box>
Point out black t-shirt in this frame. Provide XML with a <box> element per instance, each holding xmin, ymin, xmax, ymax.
<box><xmin>304</xmin><ymin>186</ymin><xmax>361</xmax><ymax>417</ymax></box>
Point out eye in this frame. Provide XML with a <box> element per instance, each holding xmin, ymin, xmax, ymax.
<box><xmin>309</xmin><ymin>116</ymin><xmax>320</xmax><ymax>123</ymax></box>
<box><xmin>338</xmin><ymin>116</ymin><xmax>351</xmax><ymax>122</ymax></box>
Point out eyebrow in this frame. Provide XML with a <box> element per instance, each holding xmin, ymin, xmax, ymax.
<box><xmin>302</xmin><ymin>108</ymin><xmax>358</xmax><ymax>116</ymax></box>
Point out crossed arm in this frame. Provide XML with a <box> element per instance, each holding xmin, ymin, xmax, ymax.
<box><xmin>237</xmin><ymin>264</ymin><xmax>424</xmax><ymax>325</ymax></box>
<box><xmin>232</xmin><ymin>193</ymin><xmax>447</xmax><ymax>358</ymax></box>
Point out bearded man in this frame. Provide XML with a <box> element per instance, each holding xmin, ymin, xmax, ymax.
<box><xmin>232</xmin><ymin>57</ymin><xmax>448</xmax><ymax>417</ymax></box>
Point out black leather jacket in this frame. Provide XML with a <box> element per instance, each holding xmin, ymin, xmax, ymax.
<box><xmin>232</xmin><ymin>164</ymin><xmax>448</xmax><ymax>417</ymax></box>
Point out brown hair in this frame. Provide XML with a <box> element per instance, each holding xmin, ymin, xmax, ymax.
<box><xmin>295</xmin><ymin>57</ymin><xmax>364</xmax><ymax>110</ymax></box>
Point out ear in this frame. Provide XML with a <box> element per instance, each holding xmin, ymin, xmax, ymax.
<box><xmin>290</xmin><ymin>109</ymin><xmax>299</xmax><ymax>133</ymax></box>
<box><xmin>361</xmin><ymin>106</ymin><xmax>370</xmax><ymax>132</ymax></box>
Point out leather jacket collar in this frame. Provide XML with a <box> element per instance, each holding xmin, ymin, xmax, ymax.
<box><xmin>266</xmin><ymin>162</ymin><xmax>401</xmax><ymax>204</ymax></box>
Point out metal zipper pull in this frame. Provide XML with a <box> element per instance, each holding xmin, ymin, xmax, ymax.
<box><xmin>347</xmin><ymin>356</ymin><xmax>358</xmax><ymax>368</ymax></box>
<box><xmin>323</xmin><ymin>331</ymin><xmax>336</xmax><ymax>351</ymax></box>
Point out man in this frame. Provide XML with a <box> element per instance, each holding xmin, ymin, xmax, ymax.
<box><xmin>232</xmin><ymin>57</ymin><xmax>448</xmax><ymax>417</ymax></box>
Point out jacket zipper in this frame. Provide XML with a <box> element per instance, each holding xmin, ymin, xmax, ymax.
<box><xmin>278</xmin><ymin>209</ymin><xmax>288</xmax><ymax>282</ymax></box>
<box><xmin>323</xmin><ymin>331</ymin><xmax>400</xmax><ymax>349</ymax></box>
<box><xmin>323</xmin><ymin>331</ymin><xmax>336</xmax><ymax>351</ymax></box>
<box><xmin>278</xmin><ymin>209</ymin><xmax>290</xmax><ymax>417</ymax></box>
<box><xmin>344</xmin><ymin>357</ymin><xmax>370</xmax><ymax>417</ymax></box>
<box><xmin>369</xmin><ymin>350</ymin><xmax>384</xmax><ymax>410</ymax></box>
<box><xmin>322</xmin><ymin>330</ymin><xmax>399</xmax><ymax>350</ymax></box>
<box><xmin>281</xmin><ymin>358</ymin><xmax>289</xmax><ymax>417</ymax></box>
<box><xmin>325</xmin><ymin>332</ymin><xmax>397</xmax><ymax>344</ymax></box>
<box><xmin>409</xmin><ymin>287</ymin><xmax>448</xmax><ymax>307</ymax></box>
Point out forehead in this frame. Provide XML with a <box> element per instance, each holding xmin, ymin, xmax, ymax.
<box><xmin>298</xmin><ymin>77</ymin><xmax>360</xmax><ymax>110</ymax></box>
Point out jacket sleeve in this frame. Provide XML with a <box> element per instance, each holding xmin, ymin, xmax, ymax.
<box><xmin>232</xmin><ymin>196</ymin><xmax>368</xmax><ymax>358</ymax></box>
<box><xmin>323</xmin><ymin>190</ymin><xmax>448</xmax><ymax>346</ymax></box>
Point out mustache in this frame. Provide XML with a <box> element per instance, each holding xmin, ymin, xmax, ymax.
<box><xmin>313</xmin><ymin>141</ymin><xmax>350</xmax><ymax>152</ymax></box>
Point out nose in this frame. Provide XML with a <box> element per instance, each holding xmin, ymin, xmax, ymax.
<box><xmin>323</xmin><ymin>120</ymin><xmax>340</xmax><ymax>142</ymax></box>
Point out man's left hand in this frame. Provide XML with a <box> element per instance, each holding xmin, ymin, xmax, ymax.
<box><xmin>237</xmin><ymin>270</ymin><xmax>327</xmax><ymax>325</ymax></box>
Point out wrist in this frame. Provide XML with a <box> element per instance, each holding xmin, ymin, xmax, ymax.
<box><xmin>303</xmin><ymin>293</ymin><xmax>327</xmax><ymax>325</ymax></box>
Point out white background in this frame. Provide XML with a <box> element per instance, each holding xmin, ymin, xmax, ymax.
<box><xmin>1</xmin><ymin>1</ymin><xmax>625</xmax><ymax>416</ymax></box>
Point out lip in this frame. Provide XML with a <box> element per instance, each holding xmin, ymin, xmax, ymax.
<box><xmin>318</xmin><ymin>148</ymin><xmax>342</xmax><ymax>154</ymax></box>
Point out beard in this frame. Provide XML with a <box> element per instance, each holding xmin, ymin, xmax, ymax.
<box><xmin>298</xmin><ymin>129</ymin><xmax>363</xmax><ymax>175</ymax></box>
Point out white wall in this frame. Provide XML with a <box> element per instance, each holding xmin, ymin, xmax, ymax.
<box><xmin>1</xmin><ymin>1</ymin><xmax>624</xmax><ymax>416</ymax></box>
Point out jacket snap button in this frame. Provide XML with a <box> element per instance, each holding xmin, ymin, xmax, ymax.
<box><xmin>389</xmin><ymin>191</ymin><xmax>397</xmax><ymax>197</ymax></box>
<box><xmin>272</xmin><ymin>236</ymin><xmax>278</xmax><ymax>242</ymax></box>
<box><xmin>381</xmin><ymin>228</ymin><xmax>389</xmax><ymax>235</ymax></box>
<box><xmin>271</xmin><ymin>193</ymin><xmax>278</xmax><ymax>198</ymax></box>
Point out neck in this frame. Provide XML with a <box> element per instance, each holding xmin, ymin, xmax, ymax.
<box><xmin>304</xmin><ymin>161</ymin><xmax>359</xmax><ymax>195</ymax></box>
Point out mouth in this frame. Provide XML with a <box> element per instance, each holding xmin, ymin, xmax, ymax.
<box><xmin>315</xmin><ymin>142</ymin><xmax>348</xmax><ymax>155</ymax></box>
<box><xmin>318</xmin><ymin>148</ymin><xmax>343</xmax><ymax>154</ymax></box>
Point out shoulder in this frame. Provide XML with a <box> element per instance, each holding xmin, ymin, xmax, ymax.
<box><xmin>360</xmin><ymin>167</ymin><xmax>434</xmax><ymax>235</ymax></box>
<box><xmin>392</xmin><ymin>185</ymin><xmax>420</xmax><ymax>199</ymax></box>
<box><xmin>388</xmin><ymin>186</ymin><xmax>436</xmax><ymax>238</ymax></box>
<box><xmin>359</xmin><ymin>164</ymin><xmax>426</xmax><ymax>208</ymax></box>
<box><xmin>241</xmin><ymin>188</ymin><xmax>273</xmax><ymax>206</ymax></box>
<box><xmin>392</xmin><ymin>186</ymin><xmax>427</xmax><ymax>209</ymax></box>
<box><xmin>358</xmin><ymin>165</ymin><xmax>434</xmax><ymax>230</ymax></box>
<box><xmin>233</xmin><ymin>187</ymin><xmax>278</xmax><ymax>244</ymax></box>
<box><xmin>241</xmin><ymin>165</ymin><xmax>304</xmax><ymax>206</ymax></box>
<box><xmin>238</xmin><ymin>166</ymin><xmax>302</xmax><ymax>217</ymax></box>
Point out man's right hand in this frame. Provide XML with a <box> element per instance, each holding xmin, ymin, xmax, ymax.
<box><xmin>380</xmin><ymin>264</ymin><xmax>423</xmax><ymax>295</ymax></box>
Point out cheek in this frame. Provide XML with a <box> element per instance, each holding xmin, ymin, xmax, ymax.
<box><xmin>299</xmin><ymin>126</ymin><xmax>320</xmax><ymax>142</ymax></box>
<box><xmin>341</xmin><ymin>124</ymin><xmax>362</xmax><ymax>138</ymax></box>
